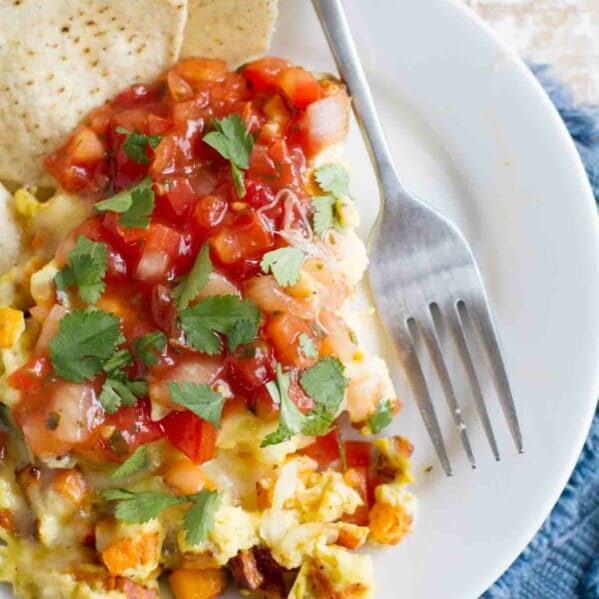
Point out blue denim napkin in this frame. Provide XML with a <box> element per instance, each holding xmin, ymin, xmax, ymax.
<box><xmin>484</xmin><ymin>66</ymin><xmax>599</xmax><ymax>599</ymax></box>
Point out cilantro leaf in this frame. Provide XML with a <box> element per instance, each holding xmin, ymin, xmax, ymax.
<box><xmin>132</xmin><ymin>331</ymin><xmax>167</xmax><ymax>367</ymax></box>
<box><xmin>95</xmin><ymin>177</ymin><xmax>155</xmax><ymax>229</ymax></box>
<box><xmin>314</xmin><ymin>164</ymin><xmax>350</xmax><ymax>198</ymax></box>
<box><xmin>226</xmin><ymin>319</ymin><xmax>257</xmax><ymax>353</ymax></box>
<box><xmin>50</xmin><ymin>309</ymin><xmax>123</xmax><ymax>383</ymax></box>
<box><xmin>298</xmin><ymin>333</ymin><xmax>318</xmax><ymax>359</ymax></box>
<box><xmin>109</xmin><ymin>445</ymin><xmax>149</xmax><ymax>480</ymax></box>
<box><xmin>203</xmin><ymin>114</ymin><xmax>253</xmax><ymax>198</ymax></box>
<box><xmin>312</xmin><ymin>195</ymin><xmax>336</xmax><ymax>235</ymax></box>
<box><xmin>299</xmin><ymin>357</ymin><xmax>349</xmax><ymax>437</ymax></box>
<box><xmin>260</xmin><ymin>247</ymin><xmax>304</xmax><ymax>287</ymax></box>
<box><xmin>300</xmin><ymin>357</ymin><xmax>348</xmax><ymax>416</ymax></box>
<box><xmin>168</xmin><ymin>382</ymin><xmax>225</xmax><ymax>427</ymax></box>
<box><xmin>369</xmin><ymin>398</ymin><xmax>394</xmax><ymax>434</ymax></box>
<box><xmin>102</xmin><ymin>349</ymin><xmax>133</xmax><ymax>376</ymax></box>
<box><xmin>116</xmin><ymin>127</ymin><xmax>162</xmax><ymax>165</ymax></box>
<box><xmin>183</xmin><ymin>489</ymin><xmax>220</xmax><ymax>546</ymax></box>
<box><xmin>179</xmin><ymin>295</ymin><xmax>261</xmax><ymax>355</ymax></box>
<box><xmin>99</xmin><ymin>378</ymin><xmax>138</xmax><ymax>414</ymax></box>
<box><xmin>261</xmin><ymin>365</ymin><xmax>305</xmax><ymax>447</ymax></box>
<box><xmin>173</xmin><ymin>244</ymin><xmax>212</xmax><ymax>310</ymax></box>
<box><xmin>127</xmin><ymin>380</ymin><xmax>149</xmax><ymax>397</ymax></box>
<box><xmin>55</xmin><ymin>236</ymin><xmax>108</xmax><ymax>304</ymax></box>
<box><xmin>101</xmin><ymin>489</ymin><xmax>185</xmax><ymax>524</ymax></box>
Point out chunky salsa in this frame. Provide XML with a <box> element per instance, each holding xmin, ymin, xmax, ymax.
<box><xmin>0</xmin><ymin>57</ymin><xmax>415</xmax><ymax>599</ymax></box>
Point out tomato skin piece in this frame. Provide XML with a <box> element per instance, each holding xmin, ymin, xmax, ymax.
<box><xmin>345</xmin><ymin>441</ymin><xmax>372</xmax><ymax>469</ymax></box>
<box><xmin>44</xmin><ymin>126</ymin><xmax>108</xmax><ymax>193</ymax></box>
<box><xmin>275</xmin><ymin>67</ymin><xmax>322</xmax><ymax>109</ymax></box>
<box><xmin>7</xmin><ymin>357</ymin><xmax>51</xmax><ymax>395</ymax></box>
<box><xmin>242</xmin><ymin>57</ymin><xmax>293</xmax><ymax>93</ymax></box>
<box><xmin>105</xmin><ymin>398</ymin><xmax>164</xmax><ymax>457</ymax></box>
<box><xmin>227</xmin><ymin>341</ymin><xmax>276</xmax><ymax>392</ymax></box>
<box><xmin>161</xmin><ymin>411</ymin><xmax>217</xmax><ymax>464</ymax></box>
<box><xmin>192</xmin><ymin>194</ymin><xmax>228</xmax><ymax>230</ymax></box>
<box><xmin>301</xmin><ymin>429</ymin><xmax>341</xmax><ymax>469</ymax></box>
<box><xmin>209</xmin><ymin>212</ymin><xmax>274</xmax><ymax>265</ymax></box>
<box><xmin>264</xmin><ymin>313</ymin><xmax>319</xmax><ymax>368</ymax></box>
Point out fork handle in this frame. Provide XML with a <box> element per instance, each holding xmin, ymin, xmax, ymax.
<box><xmin>312</xmin><ymin>0</ymin><xmax>402</xmax><ymax>195</ymax></box>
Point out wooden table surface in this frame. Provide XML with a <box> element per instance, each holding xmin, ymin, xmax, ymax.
<box><xmin>464</xmin><ymin>0</ymin><xmax>599</xmax><ymax>104</ymax></box>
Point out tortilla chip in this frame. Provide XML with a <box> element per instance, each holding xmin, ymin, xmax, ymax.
<box><xmin>182</xmin><ymin>0</ymin><xmax>278</xmax><ymax>67</ymax></box>
<box><xmin>0</xmin><ymin>0</ymin><xmax>188</xmax><ymax>187</ymax></box>
<box><xmin>0</xmin><ymin>184</ymin><xmax>21</xmax><ymax>276</ymax></box>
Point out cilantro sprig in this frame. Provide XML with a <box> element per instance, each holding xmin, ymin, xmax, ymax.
<box><xmin>101</xmin><ymin>488</ymin><xmax>220</xmax><ymax>545</ymax></box>
<box><xmin>203</xmin><ymin>114</ymin><xmax>253</xmax><ymax>198</ymax></box>
<box><xmin>132</xmin><ymin>331</ymin><xmax>167</xmax><ymax>367</ymax></box>
<box><xmin>179</xmin><ymin>295</ymin><xmax>261</xmax><ymax>355</ymax></box>
<box><xmin>314</xmin><ymin>164</ymin><xmax>349</xmax><ymax>197</ymax></box>
<box><xmin>173</xmin><ymin>244</ymin><xmax>212</xmax><ymax>310</ymax></box>
<box><xmin>116</xmin><ymin>127</ymin><xmax>162</xmax><ymax>165</ymax></box>
<box><xmin>298</xmin><ymin>333</ymin><xmax>318</xmax><ymax>359</ymax></box>
<box><xmin>109</xmin><ymin>445</ymin><xmax>149</xmax><ymax>480</ymax></box>
<box><xmin>168</xmin><ymin>382</ymin><xmax>225</xmax><ymax>427</ymax></box>
<box><xmin>311</xmin><ymin>163</ymin><xmax>351</xmax><ymax>235</ymax></box>
<box><xmin>261</xmin><ymin>357</ymin><xmax>348</xmax><ymax>447</ymax></box>
<box><xmin>260</xmin><ymin>247</ymin><xmax>304</xmax><ymax>288</ymax></box>
<box><xmin>95</xmin><ymin>177</ymin><xmax>155</xmax><ymax>229</ymax></box>
<box><xmin>369</xmin><ymin>398</ymin><xmax>395</xmax><ymax>434</ymax></box>
<box><xmin>54</xmin><ymin>236</ymin><xmax>108</xmax><ymax>305</ymax></box>
<box><xmin>49</xmin><ymin>309</ymin><xmax>123</xmax><ymax>383</ymax></box>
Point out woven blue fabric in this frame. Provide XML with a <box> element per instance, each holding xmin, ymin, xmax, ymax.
<box><xmin>484</xmin><ymin>66</ymin><xmax>599</xmax><ymax>599</ymax></box>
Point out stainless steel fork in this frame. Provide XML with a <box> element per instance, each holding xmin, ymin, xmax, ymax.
<box><xmin>313</xmin><ymin>0</ymin><xmax>523</xmax><ymax>475</ymax></box>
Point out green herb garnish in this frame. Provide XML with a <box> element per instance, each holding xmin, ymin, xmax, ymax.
<box><xmin>54</xmin><ymin>236</ymin><xmax>108</xmax><ymax>305</ymax></box>
<box><xmin>260</xmin><ymin>247</ymin><xmax>304</xmax><ymax>288</ymax></box>
<box><xmin>172</xmin><ymin>243</ymin><xmax>212</xmax><ymax>310</ymax></box>
<box><xmin>179</xmin><ymin>295</ymin><xmax>261</xmax><ymax>355</ymax></box>
<box><xmin>369</xmin><ymin>398</ymin><xmax>394</xmax><ymax>434</ymax></box>
<box><xmin>168</xmin><ymin>382</ymin><xmax>225</xmax><ymax>427</ymax></box>
<box><xmin>314</xmin><ymin>163</ymin><xmax>349</xmax><ymax>198</ymax></box>
<box><xmin>132</xmin><ymin>331</ymin><xmax>167</xmax><ymax>367</ymax></box>
<box><xmin>203</xmin><ymin>114</ymin><xmax>253</xmax><ymax>198</ymax></box>
<box><xmin>116</xmin><ymin>127</ymin><xmax>162</xmax><ymax>165</ymax></box>
<box><xmin>109</xmin><ymin>444</ymin><xmax>149</xmax><ymax>480</ymax></box>
<box><xmin>95</xmin><ymin>177</ymin><xmax>155</xmax><ymax>229</ymax></box>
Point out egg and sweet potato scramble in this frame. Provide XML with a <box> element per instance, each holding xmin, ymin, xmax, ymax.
<box><xmin>0</xmin><ymin>57</ymin><xmax>416</xmax><ymax>599</ymax></box>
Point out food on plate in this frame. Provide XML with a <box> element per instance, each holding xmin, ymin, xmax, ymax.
<box><xmin>0</xmin><ymin>27</ymin><xmax>416</xmax><ymax>599</ymax></box>
<box><xmin>0</xmin><ymin>0</ymin><xmax>277</xmax><ymax>187</ymax></box>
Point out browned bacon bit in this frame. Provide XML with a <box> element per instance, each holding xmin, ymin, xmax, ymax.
<box><xmin>229</xmin><ymin>549</ymin><xmax>264</xmax><ymax>591</ymax></box>
<box><xmin>252</xmin><ymin>545</ymin><xmax>287</xmax><ymax>580</ymax></box>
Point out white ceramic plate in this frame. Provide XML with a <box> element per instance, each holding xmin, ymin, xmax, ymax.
<box><xmin>273</xmin><ymin>1</ymin><xmax>599</xmax><ymax>598</ymax></box>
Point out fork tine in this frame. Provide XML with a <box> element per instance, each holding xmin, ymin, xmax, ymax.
<box><xmin>470</xmin><ymin>302</ymin><xmax>524</xmax><ymax>453</ymax></box>
<box><xmin>417</xmin><ymin>308</ymin><xmax>476</xmax><ymax>469</ymax></box>
<box><xmin>399</xmin><ymin>320</ymin><xmax>452</xmax><ymax>476</ymax></box>
<box><xmin>446</xmin><ymin>302</ymin><xmax>500</xmax><ymax>461</ymax></box>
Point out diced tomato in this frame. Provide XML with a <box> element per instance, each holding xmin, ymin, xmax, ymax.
<box><xmin>264</xmin><ymin>312</ymin><xmax>319</xmax><ymax>368</ymax></box>
<box><xmin>241</xmin><ymin>179</ymin><xmax>277</xmax><ymax>209</ymax></box>
<box><xmin>44</xmin><ymin>126</ymin><xmax>108</xmax><ymax>193</ymax></box>
<box><xmin>301</xmin><ymin>429</ymin><xmax>341</xmax><ymax>469</ymax></box>
<box><xmin>276</xmin><ymin>67</ymin><xmax>321</xmax><ymax>109</ymax></box>
<box><xmin>7</xmin><ymin>357</ymin><xmax>50</xmax><ymax>394</ymax></box>
<box><xmin>295</xmin><ymin>89</ymin><xmax>350</xmax><ymax>156</ymax></box>
<box><xmin>149</xmin><ymin>284</ymin><xmax>176</xmax><ymax>334</ymax></box>
<box><xmin>345</xmin><ymin>441</ymin><xmax>372</xmax><ymax>469</ymax></box>
<box><xmin>227</xmin><ymin>341</ymin><xmax>275</xmax><ymax>392</ymax></box>
<box><xmin>161</xmin><ymin>176</ymin><xmax>200</xmax><ymax>216</ymax></box>
<box><xmin>192</xmin><ymin>194</ymin><xmax>228</xmax><ymax>230</ymax></box>
<box><xmin>242</xmin><ymin>57</ymin><xmax>293</xmax><ymax>93</ymax></box>
<box><xmin>288</xmin><ymin>377</ymin><xmax>314</xmax><ymax>412</ymax></box>
<box><xmin>161</xmin><ymin>411</ymin><xmax>217</xmax><ymax>464</ymax></box>
<box><xmin>167</xmin><ymin>70</ymin><xmax>194</xmax><ymax>102</ymax></box>
<box><xmin>252</xmin><ymin>386</ymin><xmax>279</xmax><ymax>421</ymax></box>
<box><xmin>209</xmin><ymin>212</ymin><xmax>274</xmax><ymax>265</ymax></box>
<box><xmin>174</xmin><ymin>58</ymin><xmax>228</xmax><ymax>86</ymax></box>
<box><xmin>137</xmin><ymin>224</ymin><xmax>192</xmax><ymax>282</ymax></box>
<box><xmin>106</xmin><ymin>399</ymin><xmax>164</xmax><ymax>457</ymax></box>
<box><xmin>114</xmin><ymin>83</ymin><xmax>163</xmax><ymax>108</ymax></box>
<box><xmin>147</xmin><ymin>114</ymin><xmax>173</xmax><ymax>136</ymax></box>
